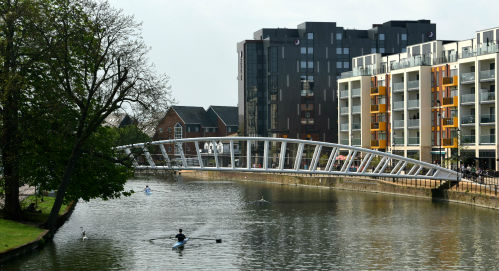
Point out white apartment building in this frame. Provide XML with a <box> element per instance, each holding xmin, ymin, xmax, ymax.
<box><xmin>338</xmin><ymin>26</ymin><xmax>498</xmax><ymax>170</ymax></box>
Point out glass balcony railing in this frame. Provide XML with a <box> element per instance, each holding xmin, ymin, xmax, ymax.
<box><xmin>393</xmin><ymin>120</ymin><xmax>404</xmax><ymax>128</ymax></box>
<box><xmin>407</xmin><ymin>80</ymin><xmax>419</xmax><ymax>90</ymax></box>
<box><xmin>461</xmin><ymin>115</ymin><xmax>475</xmax><ymax>124</ymax></box>
<box><xmin>461</xmin><ymin>72</ymin><xmax>475</xmax><ymax>83</ymax></box>
<box><xmin>351</xmin><ymin>88</ymin><xmax>361</xmax><ymax>97</ymax></box>
<box><xmin>392</xmin><ymin>101</ymin><xmax>404</xmax><ymax>110</ymax></box>
<box><xmin>461</xmin><ymin>93</ymin><xmax>475</xmax><ymax>103</ymax></box>
<box><xmin>340</xmin><ymin>107</ymin><xmax>348</xmax><ymax>114</ymax></box>
<box><xmin>352</xmin><ymin>123</ymin><xmax>361</xmax><ymax>130</ymax></box>
<box><xmin>481</xmin><ymin>114</ymin><xmax>495</xmax><ymax>123</ymax></box>
<box><xmin>480</xmin><ymin>69</ymin><xmax>495</xmax><ymax>81</ymax></box>
<box><xmin>352</xmin><ymin>138</ymin><xmax>361</xmax><ymax>146</ymax></box>
<box><xmin>408</xmin><ymin>137</ymin><xmax>420</xmax><ymax>145</ymax></box>
<box><xmin>393</xmin><ymin>137</ymin><xmax>404</xmax><ymax>145</ymax></box>
<box><xmin>392</xmin><ymin>82</ymin><xmax>404</xmax><ymax>92</ymax></box>
<box><xmin>340</xmin><ymin>123</ymin><xmax>349</xmax><ymax>131</ymax></box>
<box><xmin>340</xmin><ymin>90</ymin><xmax>348</xmax><ymax>98</ymax></box>
<box><xmin>407</xmin><ymin>99</ymin><xmax>419</xmax><ymax>109</ymax></box>
<box><xmin>480</xmin><ymin>135</ymin><xmax>495</xmax><ymax>144</ymax></box>
<box><xmin>461</xmin><ymin>135</ymin><xmax>475</xmax><ymax>144</ymax></box>
<box><xmin>480</xmin><ymin>91</ymin><xmax>495</xmax><ymax>102</ymax></box>
<box><xmin>407</xmin><ymin>119</ymin><xmax>419</xmax><ymax>127</ymax></box>
<box><xmin>352</xmin><ymin>105</ymin><xmax>361</xmax><ymax>114</ymax></box>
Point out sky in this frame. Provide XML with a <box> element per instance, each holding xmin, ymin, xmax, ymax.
<box><xmin>108</xmin><ymin>0</ymin><xmax>498</xmax><ymax>109</ymax></box>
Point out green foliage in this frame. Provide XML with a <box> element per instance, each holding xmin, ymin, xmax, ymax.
<box><xmin>20</xmin><ymin>195</ymin><xmax>68</xmax><ymax>223</ymax></box>
<box><xmin>113</xmin><ymin>125</ymin><xmax>151</xmax><ymax>146</ymax></box>
<box><xmin>0</xmin><ymin>218</ymin><xmax>44</xmax><ymax>253</ymax></box>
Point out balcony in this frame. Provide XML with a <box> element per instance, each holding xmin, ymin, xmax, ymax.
<box><xmin>460</xmin><ymin>72</ymin><xmax>475</xmax><ymax>84</ymax></box>
<box><xmin>351</xmin><ymin>88</ymin><xmax>361</xmax><ymax>97</ymax></box>
<box><xmin>408</xmin><ymin>137</ymin><xmax>420</xmax><ymax>145</ymax></box>
<box><xmin>407</xmin><ymin>119</ymin><xmax>419</xmax><ymax>128</ymax></box>
<box><xmin>442</xmin><ymin>75</ymin><xmax>458</xmax><ymax>87</ymax></box>
<box><xmin>352</xmin><ymin>123</ymin><xmax>361</xmax><ymax>130</ymax></box>
<box><xmin>340</xmin><ymin>123</ymin><xmax>349</xmax><ymax>131</ymax></box>
<box><xmin>371</xmin><ymin>139</ymin><xmax>387</xmax><ymax>149</ymax></box>
<box><xmin>352</xmin><ymin>105</ymin><xmax>361</xmax><ymax>114</ymax></box>
<box><xmin>461</xmin><ymin>93</ymin><xmax>475</xmax><ymax>104</ymax></box>
<box><xmin>393</xmin><ymin>120</ymin><xmax>404</xmax><ymax>128</ymax></box>
<box><xmin>351</xmin><ymin>138</ymin><xmax>361</xmax><ymax>146</ymax></box>
<box><xmin>370</xmin><ymin>121</ymin><xmax>387</xmax><ymax>131</ymax></box>
<box><xmin>370</xmin><ymin>86</ymin><xmax>386</xmax><ymax>96</ymax></box>
<box><xmin>481</xmin><ymin>114</ymin><xmax>495</xmax><ymax>124</ymax></box>
<box><xmin>301</xmin><ymin>90</ymin><xmax>314</xmax><ymax>97</ymax></box>
<box><xmin>300</xmin><ymin>104</ymin><xmax>314</xmax><ymax>111</ymax></box>
<box><xmin>442</xmin><ymin>96</ymin><xmax>458</xmax><ymax>107</ymax></box>
<box><xmin>340</xmin><ymin>90</ymin><xmax>349</xmax><ymax>98</ymax></box>
<box><xmin>393</xmin><ymin>137</ymin><xmax>404</xmax><ymax>145</ymax></box>
<box><xmin>407</xmin><ymin>80</ymin><xmax>419</xmax><ymax>90</ymax></box>
<box><xmin>480</xmin><ymin>69</ymin><xmax>495</xmax><ymax>81</ymax></box>
<box><xmin>443</xmin><ymin>116</ymin><xmax>458</xmax><ymax>128</ymax></box>
<box><xmin>392</xmin><ymin>101</ymin><xmax>404</xmax><ymax>110</ymax></box>
<box><xmin>479</xmin><ymin>91</ymin><xmax>495</xmax><ymax>102</ymax></box>
<box><xmin>461</xmin><ymin>135</ymin><xmax>475</xmax><ymax>144</ymax></box>
<box><xmin>300</xmin><ymin>118</ymin><xmax>315</xmax><ymax>125</ymax></box>
<box><xmin>407</xmin><ymin>99</ymin><xmax>419</xmax><ymax>109</ymax></box>
<box><xmin>442</xmin><ymin>138</ymin><xmax>458</xmax><ymax>148</ymax></box>
<box><xmin>461</xmin><ymin>115</ymin><xmax>475</xmax><ymax>125</ymax></box>
<box><xmin>480</xmin><ymin>134</ymin><xmax>495</xmax><ymax>144</ymax></box>
<box><xmin>370</xmin><ymin>104</ymin><xmax>387</xmax><ymax>113</ymax></box>
<box><xmin>340</xmin><ymin>107</ymin><xmax>349</xmax><ymax>115</ymax></box>
<box><xmin>392</xmin><ymin>82</ymin><xmax>404</xmax><ymax>93</ymax></box>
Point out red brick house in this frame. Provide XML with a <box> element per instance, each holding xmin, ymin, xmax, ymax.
<box><xmin>153</xmin><ymin>106</ymin><xmax>238</xmax><ymax>157</ymax></box>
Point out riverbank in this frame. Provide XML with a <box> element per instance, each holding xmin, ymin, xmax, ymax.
<box><xmin>179</xmin><ymin>170</ymin><xmax>499</xmax><ymax>210</ymax></box>
<box><xmin>0</xmin><ymin>196</ymin><xmax>74</xmax><ymax>264</ymax></box>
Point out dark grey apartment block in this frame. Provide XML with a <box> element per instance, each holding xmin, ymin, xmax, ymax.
<box><xmin>237</xmin><ymin>20</ymin><xmax>436</xmax><ymax>143</ymax></box>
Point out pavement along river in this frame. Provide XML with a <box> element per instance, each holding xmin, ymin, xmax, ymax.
<box><xmin>2</xmin><ymin>176</ymin><xmax>498</xmax><ymax>270</ymax></box>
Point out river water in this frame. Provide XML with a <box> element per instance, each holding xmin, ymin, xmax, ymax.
<box><xmin>2</xmin><ymin>177</ymin><xmax>499</xmax><ymax>271</ymax></box>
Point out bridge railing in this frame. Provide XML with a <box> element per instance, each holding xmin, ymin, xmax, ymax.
<box><xmin>116</xmin><ymin>137</ymin><xmax>459</xmax><ymax>181</ymax></box>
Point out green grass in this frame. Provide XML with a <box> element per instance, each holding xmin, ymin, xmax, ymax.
<box><xmin>0</xmin><ymin>219</ymin><xmax>45</xmax><ymax>253</ymax></box>
<box><xmin>20</xmin><ymin>196</ymin><xmax>68</xmax><ymax>223</ymax></box>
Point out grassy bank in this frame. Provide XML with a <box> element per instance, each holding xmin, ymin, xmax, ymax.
<box><xmin>0</xmin><ymin>195</ymin><xmax>68</xmax><ymax>254</ymax></box>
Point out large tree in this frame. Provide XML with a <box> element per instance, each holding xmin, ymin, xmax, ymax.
<box><xmin>30</xmin><ymin>0</ymin><xmax>171</xmax><ymax>230</ymax></box>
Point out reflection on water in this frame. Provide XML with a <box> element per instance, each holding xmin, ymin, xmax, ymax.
<box><xmin>2</xmin><ymin>177</ymin><xmax>498</xmax><ymax>271</ymax></box>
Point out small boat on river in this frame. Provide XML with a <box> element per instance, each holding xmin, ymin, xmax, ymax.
<box><xmin>172</xmin><ymin>237</ymin><xmax>189</xmax><ymax>249</ymax></box>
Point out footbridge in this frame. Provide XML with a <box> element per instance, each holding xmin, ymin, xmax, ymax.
<box><xmin>116</xmin><ymin>137</ymin><xmax>459</xmax><ymax>181</ymax></box>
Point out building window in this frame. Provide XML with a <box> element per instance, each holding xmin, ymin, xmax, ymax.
<box><xmin>307</xmin><ymin>32</ymin><xmax>314</xmax><ymax>40</ymax></box>
<box><xmin>336</xmin><ymin>48</ymin><xmax>342</xmax><ymax>54</ymax></box>
<box><xmin>343</xmin><ymin>48</ymin><xmax>349</xmax><ymax>55</ymax></box>
<box><xmin>195</xmin><ymin>126</ymin><xmax>199</xmax><ymax>132</ymax></box>
<box><xmin>379</xmin><ymin>33</ymin><xmax>385</xmax><ymax>40</ymax></box>
<box><xmin>371</xmin><ymin>48</ymin><xmax>376</xmax><ymax>53</ymax></box>
<box><xmin>307</xmin><ymin>61</ymin><xmax>314</xmax><ymax>68</ymax></box>
<box><xmin>401</xmin><ymin>48</ymin><xmax>406</xmax><ymax>53</ymax></box>
<box><xmin>187</xmin><ymin>126</ymin><xmax>191</xmax><ymax>133</ymax></box>
<box><xmin>401</xmin><ymin>33</ymin><xmax>407</xmax><ymax>41</ymax></box>
<box><xmin>174</xmin><ymin>123</ymin><xmax>182</xmax><ymax>139</ymax></box>
<box><xmin>343</xmin><ymin>62</ymin><xmax>349</xmax><ymax>68</ymax></box>
<box><xmin>308</xmin><ymin>47</ymin><xmax>313</xmax><ymax>54</ymax></box>
<box><xmin>336</xmin><ymin>62</ymin><xmax>342</xmax><ymax>68</ymax></box>
<box><xmin>380</xmin><ymin>48</ymin><xmax>385</xmax><ymax>54</ymax></box>
<box><xmin>300</xmin><ymin>47</ymin><xmax>306</xmax><ymax>54</ymax></box>
<box><xmin>336</xmin><ymin>33</ymin><xmax>342</xmax><ymax>40</ymax></box>
<box><xmin>159</xmin><ymin>128</ymin><xmax>163</xmax><ymax>133</ymax></box>
<box><xmin>300</xmin><ymin>61</ymin><xmax>307</xmax><ymax>69</ymax></box>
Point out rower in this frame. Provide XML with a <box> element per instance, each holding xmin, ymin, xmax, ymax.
<box><xmin>175</xmin><ymin>229</ymin><xmax>186</xmax><ymax>242</ymax></box>
<box><xmin>144</xmin><ymin>185</ymin><xmax>151</xmax><ymax>194</ymax></box>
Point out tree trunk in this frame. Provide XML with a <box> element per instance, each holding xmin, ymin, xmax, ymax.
<box><xmin>1</xmin><ymin>0</ymin><xmax>22</xmax><ymax>220</ymax></box>
<box><xmin>44</xmin><ymin>144</ymin><xmax>82</xmax><ymax>231</ymax></box>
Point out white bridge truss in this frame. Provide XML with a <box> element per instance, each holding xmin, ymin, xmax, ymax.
<box><xmin>116</xmin><ymin>137</ymin><xmax>459</xmax><ymax>181</ymax></box>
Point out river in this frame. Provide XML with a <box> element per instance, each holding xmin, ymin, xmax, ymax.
<box><xmin>2</xmin><ymin>176</ymin><xmax>498</xmax><ymax>270</ymax></box>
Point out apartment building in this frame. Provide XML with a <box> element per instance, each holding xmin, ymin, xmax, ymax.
<box><xmin>238</xmin><ymin>20</ymin><xmax>436</xmax><ymax>143</ymax></box>
<box><xmin>338</xmin><ymin>27</ymin><xmax>498</xmax><ymax>170</ymax></box>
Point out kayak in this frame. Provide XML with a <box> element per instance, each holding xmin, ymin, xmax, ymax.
<box><xmin>172</xmin><ymin>237</ymin><xmax>189</xmax><ymax>249</ymax></box>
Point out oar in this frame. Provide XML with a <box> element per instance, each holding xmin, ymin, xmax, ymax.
<box><xmin>147</xmin><ymin>236</ymin><xmax>174</xmax><ymax>242</ymax></box>
<box><xmin>189</xmin><ymin>237</ymin><xmax>222</xmax><ymax>243</ymax></box>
